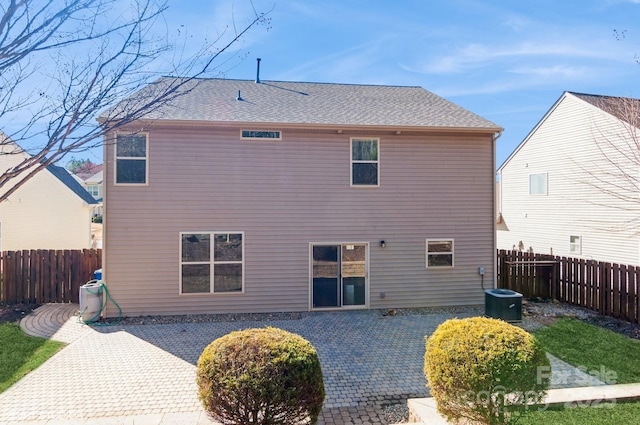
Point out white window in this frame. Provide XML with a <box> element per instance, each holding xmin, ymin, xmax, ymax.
<box><xmin>115</xmin><ymin>133</ymin><xmax>148</xmax><ymax>185</ymax></box>
<box><xmin>570</xmin><ymin>235</ymin><xmax>582</xmax><ymax>255</ymax></box>
<box><xmin>180</xmin><ymin>232</ymin><xmax>244</xmax><ymax>294</ymax></box>
<box><xmin>529</xmin><ymin>173</ymin><xmax>547</xmax><ymax>195</ymax></box>
<box><xmin>351</xmin><ymin>138</ymin><xmax>379</xmax><ymax>186</ymax></box>
<box><xmin>426</xmin><ymin>239</ymin><xmax>454</xmax><ymax>268</ymax></box>
<box><xmin>241</xmin><ymin>130</ymin><xmax>282</xmax><ymax>140</ymax></box>
<box><xmin>86</xmin><ymin>185</ymin><xmax>100</xmax><ymax>198</ymax></box>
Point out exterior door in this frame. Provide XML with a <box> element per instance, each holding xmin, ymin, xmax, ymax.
<box><xmin>311</xmin><ymin>243</ymin><xmax>367</xmax><ymax>309</ymax></box>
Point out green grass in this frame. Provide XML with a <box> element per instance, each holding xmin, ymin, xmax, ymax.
<box><xmin>518</xmin><ymin>400</ymin><xmax>640</xmax><ymax>424</ymax></box>
<box><xmin>0</xmin><ymin>323</ymin><xmax>65</xmax><ymax>393</ymax></box>
<box><xmin>534</xmin><ymin>318</ymin><xmax>640</xmax><ymax>384</ymax></box>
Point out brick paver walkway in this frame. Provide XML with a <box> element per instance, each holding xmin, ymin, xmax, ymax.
<box><xmin>1</xmin><ymin>305</ymin><xmax>605</xmax><ymax>424</ymax></box>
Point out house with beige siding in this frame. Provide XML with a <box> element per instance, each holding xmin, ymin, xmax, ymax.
<box><xmin>497</xmin><ymin>91</ymin><xmax>640</xmax><ymax>266</ymax></box>
<box><xmin>101</xmin><ymin>77</ymin><xmax>502</xmax><ymax>317</ymax></box>
<box><xmin>0</xmin><ymin>134</ymin><xmax>98</xmax><ymax>250</ymax></box>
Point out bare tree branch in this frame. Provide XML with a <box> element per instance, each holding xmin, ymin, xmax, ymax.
<box><xmin>571</xmin><ymin>95</ymin><xmax>640</xmax><ymax>235</ymax></box>
<box><xmin>0</xmin><ymin>0</ymin><xmax>271</xmax><ymax>202</ymax></box>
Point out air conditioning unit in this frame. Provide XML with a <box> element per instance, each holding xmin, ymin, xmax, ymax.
<box><xmin>485</xmin><ymin>289</ymin><xmax>522</xmax><ymax>322</ymax></box>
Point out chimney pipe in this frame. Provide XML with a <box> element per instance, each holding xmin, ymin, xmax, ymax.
<box><xmin>255</xmin><ymin>58</ymin><xmax>261</xmax><ymax>84</ymax></box>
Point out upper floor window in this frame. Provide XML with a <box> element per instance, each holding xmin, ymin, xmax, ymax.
<box><xmin>529</xmin><ymin>173</ymin><xmax>547</xmax><ymax>195</ymax></box>
<box><xmin>86</xmin><ymin>185</ymin><xmax>100</xmax><ymax>198</ymax></box>
<box><xmin>351</xmin><ymin>138</ymin><xmax>379</xmax><ymax>186</ymax></box>
<box><xmin>241</xmin><ymin>130</ymin><xmax>281</xmax><ymax>140</ymax></box>
<box><xmin>426</xmin><ymin>239</ymin><xmax>454</xmax><ymax>268</ymax></box>
<box><xmin>115</xmin><ymin>133</ymin><xmax>147</xmax><ymax>185</ymax></box>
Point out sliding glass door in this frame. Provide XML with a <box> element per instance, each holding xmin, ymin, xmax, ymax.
<box><xmin>311</xmin><ymin>243</ymin><xmax>367</xmax><ymax>309</ymax></box>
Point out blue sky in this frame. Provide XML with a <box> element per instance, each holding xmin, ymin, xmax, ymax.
<box><xmin>162</xmin><ymin>0</ymin><xmax>640</xmax><ymax>166</ymax></box>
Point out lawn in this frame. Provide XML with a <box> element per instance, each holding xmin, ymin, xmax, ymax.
<box><xmin>511</xmin><ymin>317</ymin><xmax>640</xmax><ymax>424</ymax></box>
<box><xmin>0</xmin><ymin>323</ymin><xmax>64</xmax><ymax>393</ymax></box>
<box><xmin>534</xmin><ymin>318</ymin><xmax>640</xmax><ymax>384</ymax></box>
<box><xmin>518</xmin><ymin>400</ymin><xmax>640</xmax><ymax>424</ymax></box>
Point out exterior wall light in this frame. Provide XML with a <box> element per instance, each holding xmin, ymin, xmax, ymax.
<box><xmin>379</xmin><ymin>240</ymin><xmax>386</xmax><ymax>248</ymax></box>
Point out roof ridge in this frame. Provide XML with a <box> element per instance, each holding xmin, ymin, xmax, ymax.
<box><xmin>569</xmin><ymin>91</ymin><xmax>640</xmax><ymax>102</ymax></box>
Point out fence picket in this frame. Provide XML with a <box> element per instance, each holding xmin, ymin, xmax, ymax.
<box><xmin>0</xmin><ymin>249</ymin><xmax>101</xmax><ymax>304</ymax></box>
<box><xmin>497</xmin><ymin>250</ymin><xmax>639</xmax><ymax>324</ymax></box>
<box><xmin>630</xmin><ymin>268</ymin><xmax>639</xmax><ymax>324</ymax></box>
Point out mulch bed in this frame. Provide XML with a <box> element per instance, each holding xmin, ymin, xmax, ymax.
<box><xmin>2</xmin><ymin>300</ymin><xmax>639</xmax><ymax>340</ymax></box>
<box><xmin>0</xmin><ymin>303</ymin><xmax>40</xmax><ymax>324</ymax></box>
<box><xmin>522</xmin><ymin>298</ymin><xmax>640</xmax><ymax>340</ymax></box>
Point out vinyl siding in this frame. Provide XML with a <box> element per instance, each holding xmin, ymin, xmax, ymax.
<box><xmin>0</xmin><ymin>156</ymin><xmax>93</xmax><ymax>250</ymax></box>
<box><xmin>103</xmin><ymin>126</ymin><xmax>496</xmax><ymax>316</ymax></box>
<box><xmin>498</xmin><ymin>93</ymin><xmax>640</xmax><ymax>265</ymax></box>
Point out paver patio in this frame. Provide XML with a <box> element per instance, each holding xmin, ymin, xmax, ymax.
<box><xmin>1</xmin><ymin>304</ymin><xmax>605</xmax><ymax>424</ymax></box>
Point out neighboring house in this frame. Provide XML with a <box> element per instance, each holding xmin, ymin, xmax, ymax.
<box><xmin>73</xmin><ymin>166</ymin><xmax>104</xmax><ymax>217</ymax></box>
<box><xmin>0</xmin><ymin>134</ymin><xmax>98</xmax><ymax>250</ymax></box>
<box><xmin>75</xmin><ymin>166</ymin><xmax>103</xmax><ymax>201</ymax></box>
<box><xmin>101</xmin><ymin>77</ymin><xmax>502</xmax><ymax>317</ymax></box>
<box><xmin>497</xmin><ymin>91</ymin><xmax>640</xmax><ymax>266</ymax></box>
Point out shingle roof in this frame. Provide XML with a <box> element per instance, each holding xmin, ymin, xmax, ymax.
<box><xmin>46</xmin><ymin>164</ymin><xmax>98</xmax><ymax>205</ymax></box>
<box><xmin>570</xmin><ymin>92</ymin><xmax>640</xmax><ymax>127</ymax></box>
<box><xmin>75</xmin><ymin>164</ymin><xmax>104</xmax><ymax>182</ymax></box>
<box><xmin>124</xmin><ymin>78</ymin><xmax>501</xmax><ymax>131</ymax></box>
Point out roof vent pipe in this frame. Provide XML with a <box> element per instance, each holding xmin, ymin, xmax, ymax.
<box><xmin>237</xmin><ymin>90</ymin><xmax>243</xmax><ymax>101</ymax></box>
<box><xmin>255</xmin><ymin>58</ymin><xmax>261</xmax><ymax>84</ymax></box>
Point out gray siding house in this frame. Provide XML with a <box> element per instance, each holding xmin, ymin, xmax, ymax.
<box><xmin>101</xmin><ymin>78</ymin><xmax>502</xmax><ymax>317</ymax></box>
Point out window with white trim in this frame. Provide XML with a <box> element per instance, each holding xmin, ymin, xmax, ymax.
<box><xmin>115</xmin><ymin>133</ymin><xmax>148</xmax><ymax>184</ymax></box>
<box><xmin>529</xmin><ymin>173</ymin><xmax>547</xmax><ymax>195</ymax></box>
<box><xmin>569</xmin><ymin>235</ymin><xmax>582</xmax><ymax>255</ymax></box>
<box><xmin>86</xmin><ymin>185</ymin><xmax>100</xmax><ymax>198</ymax></box>
<box><xmin>241</xmin><ymin>130</ymin><xmax>282</xmax><ymax>140</ymax></box>
<box><xmin>180</xmin><ymin>232</ymin><xmax>244</xmax><ymax>294</ymax></box>
<box><xmin>426</xmin><ymin>239</ymin><xmax>454</xmax><ymax>268</ymax></box>
<box><xmin>351</xmin><ymin>138</ymin><xmax>379</xmax><ymax>186</ymax></box>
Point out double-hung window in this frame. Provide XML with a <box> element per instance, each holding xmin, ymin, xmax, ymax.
<box><xmin>86</xmin><ymin>185</ymin><xmax>100</xmax><ymax>198</ymax></box>
<box><xmin>351</xmin><ymin>138</ymin><xmax>379</xmax><ymax>186</ymax></box>
<box><xmin>180</xmin><ymin>232</ymin><xmax>244</xmax><ymax>294</ymax></box>
<box><xmin>115</xmin><ymin>133</ymin><xmax>148</xmax><ymax>184</ymax></box>
<box><xmin>426</xmin><ymin>239</ymin><xmax>454</xmax><ymax>268</ymax></box>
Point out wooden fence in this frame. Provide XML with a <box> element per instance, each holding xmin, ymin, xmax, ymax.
<box><xmin>0</xmin><ymin>249</ymin><xmax>102</xmax><ymax>304</ymax></box>
<box><xmin>498</xmin><ymin>249</ymin><xmax>640</xmax><ymax>324</ymax></box>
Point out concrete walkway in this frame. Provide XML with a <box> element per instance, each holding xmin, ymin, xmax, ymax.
<box><xmin>407</xmin><ymin>383</ymin><xmax>640</xmax><ymax>424</ymax></box>
<box><xmin>0</xmin><ymin>304</ymin><xmax>628</xmax><ymax>424</ymax></box>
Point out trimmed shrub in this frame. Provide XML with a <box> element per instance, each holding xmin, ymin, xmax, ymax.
<box><xmin>196</xmin><ymin>327</ymin><xmax>325</xmax><ymax>425</ymax></box>
<box><xmin>424</xmin><ymin>317</ymin><xmax>550</xmax><ymax>425</ymax></box>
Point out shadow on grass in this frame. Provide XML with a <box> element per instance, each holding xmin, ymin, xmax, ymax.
<box><xmin>0</xmin><ymin>323</ymin><xmax>64</xmax><ymax>393</ymax></box>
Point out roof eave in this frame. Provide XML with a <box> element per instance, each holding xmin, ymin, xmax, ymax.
<box><xmin>111</xmin><ymin>119</ymin><xmax>503</xmax><ymax>135</ymax></box>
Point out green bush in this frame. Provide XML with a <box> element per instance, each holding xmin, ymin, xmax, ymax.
<box><xmin>196</xmin><ymin>327</ymin><xmax>325</xmax><ymax>425</ymax></box>
<box><xmin>424</xmin><ymin>317</ymin><xmax>550</xmax><ymax>425</ymax></box>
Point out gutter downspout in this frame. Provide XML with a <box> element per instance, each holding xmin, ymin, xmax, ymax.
<box><xmin>493</xmin><ymin>130</ymin><xmax>503</xmax><ymax>290</ymax></box>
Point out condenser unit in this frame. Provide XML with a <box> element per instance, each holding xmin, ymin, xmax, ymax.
<box><xmin>485</xmin><ymin>289</ymin><xmax>522</xmax><ymax>322</ymax></box>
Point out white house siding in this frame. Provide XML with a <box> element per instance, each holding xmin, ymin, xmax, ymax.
<box><xmin>498</xmin><ymin>93</ymin><xmax>640</xmax><ymax>265</ymax></box>
<box><xmin>0</xmin><ymin>154</ymin><xmax>93</xmax><ymax>250</ymax></box>
<box><xmin>103</xmin><ymin>125</ymin><xmax>496</xmax><ymax>316</ymax></box>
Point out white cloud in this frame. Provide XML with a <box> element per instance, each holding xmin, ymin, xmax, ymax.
<box><xmin>509</xmin><ymin>65</ymin><xmax>590</xmax><ymax>78</ymax></box>
<box><xmin>415</xmin><ymin>39</ymin><xmax>625</xmax><ymax>75</ymax></box>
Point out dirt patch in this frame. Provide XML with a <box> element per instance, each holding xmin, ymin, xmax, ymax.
<box><xmin>0</xmin><ymin>303</ymin><xmax>39</xmax><ymax>324</ymax></box>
